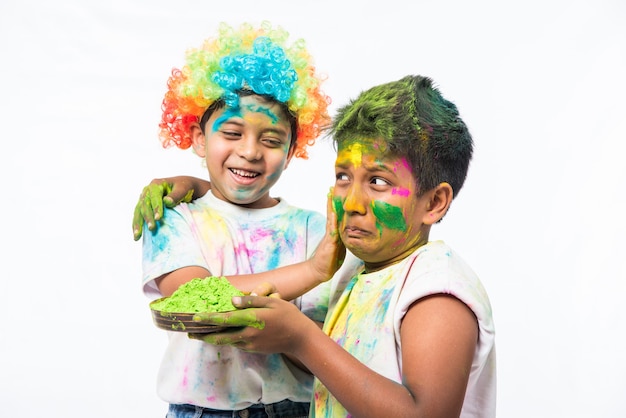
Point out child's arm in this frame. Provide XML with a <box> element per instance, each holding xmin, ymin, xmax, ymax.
<box><xmin>231</xmin><ymin>194</ymin><xmax>343</xmax><ymax>299</ymax></box>
<box><xmin>133</xmin><ymin>176</ymin><xmax>210</xmax><ymax>241</ymax></box>
<box><xmin>154</xmin><ymin>192</ymin><xmax>344</xmax><ymax>300</ymax></box>
<box><xmin>193</xmin><ymin>293</ymin><xmax>477</xmax><ymax>417</ymax></box>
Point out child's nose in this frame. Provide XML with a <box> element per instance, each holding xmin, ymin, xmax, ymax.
<box><xmin>237</xmin><ymin>137</ymin><xmax>262</xmax><ymax>161</ymax></box>
<box><xmin>343</xmin><ymin>185</ymin><xmax>367</xmax><ymax>214</ymax></box>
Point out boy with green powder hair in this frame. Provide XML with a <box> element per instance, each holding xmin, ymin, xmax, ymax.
<box><xmin>134</xmin><ymin>75</ymin><xmax>496</xmax><ymax>417</ymax></box>
<box><xmin>188</xmin><ymin>74</ymin><xmax>497</xmax><ymax>417</ymax></box>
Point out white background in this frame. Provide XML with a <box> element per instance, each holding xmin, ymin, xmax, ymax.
<box><xmin>1</xmin><ymin>0</ymin><xmax>625</xmax><ymax>416</ymax></box>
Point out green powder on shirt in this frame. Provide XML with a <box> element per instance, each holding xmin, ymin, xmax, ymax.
<box><xmin>151</xmin><ymin>276</ymin><xmax>243</xmax><ymax>313</ymax></box>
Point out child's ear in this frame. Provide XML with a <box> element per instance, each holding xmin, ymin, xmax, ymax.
<box><xmin>190</xmin><ymin>123</ymin><xmax>206</xmax><ymax>157</ymax></box>
<box><xmin>423</xmin><ymin>182</ymin><xmax>454</xmax><ymax>225</ymax></box>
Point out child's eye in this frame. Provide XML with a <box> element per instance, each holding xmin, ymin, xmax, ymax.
<box><xmin>371</xmin><ymin>177</ymin><xmax>390</xmax><ymax>186</ymax></box>
<box><xmin>261</xmin><ymin>137</ymin><xmax>284</xmax><ymax>148</ymax></box>
<box><xmin>335</xmin><ymin>173</ymin><xmax>349</xmax><ymax>182</ymax></box>
<box><xmin>221</xmin><ymin>130</ymin><xmax>241</xmax><ymax>139</ymax></box>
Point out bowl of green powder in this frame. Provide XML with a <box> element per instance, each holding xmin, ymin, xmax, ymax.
<box><xmin>150</xmin><ymin>276</ymin><xmax>244</xmax><ymax>333</ymax></box>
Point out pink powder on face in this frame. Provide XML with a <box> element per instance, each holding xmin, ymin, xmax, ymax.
<box><xmin>391</xmin><ymin>187</ymin><xmax>410</xmax><ymax>197</ymax></box>
<box><xmin>391</xmin><ymin>157</ymin><xmax>411</xmax><ymax>173</ymax></box>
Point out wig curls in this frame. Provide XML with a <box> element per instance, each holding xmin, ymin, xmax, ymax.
<box><xmin>159</xmin><ymin>21</ymin><xmax>331</xmax><ymax>159</ymax></box>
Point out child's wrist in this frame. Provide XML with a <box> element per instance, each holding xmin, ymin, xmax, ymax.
<box><xmin>306</xmin><ymin>260</ymin><xmax>326</xmax><ymax>285</ymax></box>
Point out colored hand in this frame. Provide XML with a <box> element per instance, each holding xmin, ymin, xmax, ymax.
<box><xmin>309</xmin><ymin>189</ymin><xmax>346</xmax><ymax>281</ymax></box>
<box><xmin>132</xmin><ymin>176</ymin><xmax>210</xmax><ymax>241</ymax></box>
<box><xmin>189</xmin><ymin>294</ymin><xmax>314</xmax><ymax>354</ymax></box>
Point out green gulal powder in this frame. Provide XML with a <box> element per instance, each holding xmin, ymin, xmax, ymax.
<box><xmin>151</xmin><ymin>276</ymin><xmax>243</xmax><ymax>313</ymax></box>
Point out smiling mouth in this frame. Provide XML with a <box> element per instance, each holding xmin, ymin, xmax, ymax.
<box><xmin>230</xmin><ymin>168</ymin><xmax>260</xmax><ymax>178</ymax></box>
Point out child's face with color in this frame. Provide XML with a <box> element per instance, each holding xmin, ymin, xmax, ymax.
<box><xmin>193</xmin><ymin>95</ymin><xmax>294</xmax><ymax>208</ymax></box>
<box><xmin>333</xmin><ymin>137</ymin><xmax>432</xmax><ymax>270</ymax></box>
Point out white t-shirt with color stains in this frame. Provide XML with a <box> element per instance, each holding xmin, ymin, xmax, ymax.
<box><xmin>142</xmin><ymin>191</ymin><xmax>329</xmax><ymax>410</ymax></box>
<box><xmin>314</xmin><ymin>241</ymin><xmax>496</xmax><ymax>417</ymax></box>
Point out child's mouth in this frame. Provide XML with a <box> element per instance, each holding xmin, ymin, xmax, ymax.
<box><xmin>344</xmin><ymin>225</ymin><xmax>370</xmax><ymax>237</ymax></box>
<box><xmin>230</xmin><ymin>168</ymin><xmax>260</xmax><ymax>178</ymax></box>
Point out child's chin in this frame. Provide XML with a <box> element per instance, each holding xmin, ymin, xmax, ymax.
<box><xmin>343</xmin><ymin>242</ymin><xmax>370</xmax><ymax>260</ymax></box>
<box><xmin>223</xmin><ymin>191</ymin><xmax>261</xmax><ymax>205</ymax></box>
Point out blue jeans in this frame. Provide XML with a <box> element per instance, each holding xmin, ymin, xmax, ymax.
<box><xmin>166</xmin><ymin>400</ymin><xmax>309</xmax><ymax>418</ymax></box>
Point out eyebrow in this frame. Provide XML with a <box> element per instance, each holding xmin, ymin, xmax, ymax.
<box><xmin>215</xmin><ymin>117</ymin><xmax>290</xmax><ymax>135</ymax></box>
<box><xmin>335</xmin><ymin>157</ymin><xmax>396</xmax><ymax>175</ymax></box>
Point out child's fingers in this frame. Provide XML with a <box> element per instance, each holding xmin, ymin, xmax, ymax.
<box><xmin>326</xmin><ymin>187</ymin><xmax>339</xmax><ymax>239</ymax></box>
<box><xmin>163</xmin><ymin>183</ymin><xmax>195</xmax><ymax>208</ymax></box>
<box><xmin>249</xmin><ymin>282</ymin><xmax>278</xmax><ymax>297</ymax></box>
<box><xmin>132</xmin><ymin>206</ymin><xmax>147</xmax><ymax>241</ymax></box>
<box><xmin>133</xmin><ymin>179</ymin><xmax>199</xmax><ymax>241</ymax></box>
<box><xmin>193</xmin><ymin>304</ymin><xmax>266</xmax><ymax>329</ymax></box>
<box><xmin>132</xmin><ymin>187</ymin><xmax>157</xmax><ymax>241</ymax></box>
<box><xmin>146</xmin><ymin>182</ymin><xmax>168</xmax><ymax>220</ymax></box>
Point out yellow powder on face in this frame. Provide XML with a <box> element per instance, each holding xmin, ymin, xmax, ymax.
<box><xmin>151</xmin><ymin>276</ymin><xmax>243</xmax><ymax>313</ymax></box>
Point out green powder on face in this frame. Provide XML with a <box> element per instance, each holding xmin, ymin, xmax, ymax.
<box><xmin>151</xmin><ymin>277</ymin><xmax>244</xmax><ymax>313</ymax></box>
<box><xmin>332</xmin><ymin>195</ymin><xmax>345</xmax><ymax>223</ymax></box>
<box><xmin>371</xmin><ymin>200</ymin><xmax>407</xmax><ymax>232</ymax></box>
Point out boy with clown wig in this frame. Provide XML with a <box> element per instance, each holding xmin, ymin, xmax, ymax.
<box><xmin>139</xmin><ymin>21</ymin><xmax>340</xmax><ymax>418</ymax></box>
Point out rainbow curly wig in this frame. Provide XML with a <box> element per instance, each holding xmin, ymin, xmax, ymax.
<box><xmin>159</xmin><ymin>21</ymin><xmax>331</xmax><ymax>159</ymax></box>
